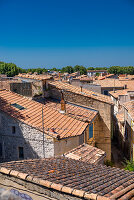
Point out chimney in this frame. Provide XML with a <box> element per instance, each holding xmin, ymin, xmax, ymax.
<box><xmin>60</xmin><ymin>91</ymin><xmax>66</xmax><ymax>114</ymax></box>
<box><xmin>124</xmin><ymin>84</ymin><xmax>127</xmax><ymax>89</ymax></box>
<box><xmin>80</xmin><ymin>86</ymin><xmax>82</xmax><ymax>93</ymax></box>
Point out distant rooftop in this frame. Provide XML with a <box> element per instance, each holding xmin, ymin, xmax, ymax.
<box><xmin>17</xmin><ymin>73</ymin><xmax>53</xmax><ymax>81</ymax></box>
<box><xmin>49</xmin><ymin>81</ymin><xmax>113</xmax><ymax>105</ymax></box>
<box><xmin>94</xmin><ymin>79</ymin><xmax>125</xmax><ymax>88</ymax></box>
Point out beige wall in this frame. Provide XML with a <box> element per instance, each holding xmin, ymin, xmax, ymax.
<box><xmin>54</xmin><ymin>134</ymin><xmax>84</xmax><ymax>156</ymax></box>
<box><xmin>48</xmin><ymin>85</ymin><xmax>113</xmax><ymax>160</ymax></box>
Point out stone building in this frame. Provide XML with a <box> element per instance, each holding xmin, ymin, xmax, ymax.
<box><xmin>87</xmin><ymin>69</ymin><xmax>108</xmax><ymax>77</ymax></box>
<box><xmin>0</xmin><ymin>89</ymin><xmax>112</xmax><ymax>163</ymax></box>
<box><xmin>115</xmin><ymin>101</ymin><xmax>134</xmax><ymax>160</ymax></box>
<box><xmin>70</xmin><ymin>76</ymin><xmax>101</xmax><ymax>93</ymax></box>
<box><xmin>44</xmin><ymin>81</ymin><xmax>114</xmax><ymax>160</ymax></box>
<box><xmin>93</xmin><ymin>79</ymin><xmax>125</xmax><ymax>96</ymax></box>
<box><xmin>109</xmin><ymin>88</ymin><xmax>134</xmax><ymax>115</ymax></box>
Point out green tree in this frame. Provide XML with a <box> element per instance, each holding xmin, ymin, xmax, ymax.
<box><xmin>124</xmin><ymin>160</ymin><xmax>134</xmax><ymax>171</ymax></box>
<box><xmin>61</xmin><ymin>66</ymin><xmax>74</xmax><ymax>74</ymax></box>
<box><xmin>74</xmin><ymin>65</ymin><xmax>87</xmax><ymax>75</ymax></box>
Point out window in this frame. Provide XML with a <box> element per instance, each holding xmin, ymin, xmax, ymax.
<box><xmin>12</xmin><ymin>126</ymin><xmax>16</xmax><ymax>134</ymax></box>
<box><xmin>130</xmin><ymin>96</ymin><xmax>134</xmax><ymax>101</ymax></box>
<box><xmin>104</xmin><ymin>90</ymin><xmax>108</xmax><ymax>95</ymax></box>
<box><xmin>89</xmin><ymin>123</ymin><xmax>93</xmax><ymax>139</ymax></box>
<box><xmin>18</xmin><ymin>147</ymin><xmax>24</xmax><ymax>159</ymax></box>
<box><xmin>0</xmin><ymin>143</ymin><xmax>2</xmax><ymax>157</ymax></box>
<box><xmin>11</xmin><ymin>103</ymin><xmax>25</xmax><ymax>110</ymax></box>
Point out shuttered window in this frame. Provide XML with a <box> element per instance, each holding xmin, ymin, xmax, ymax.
<box><xmin>89</xmin><ymin>123</ymin><xmax>93</xmax><ymax>139</ymax></box>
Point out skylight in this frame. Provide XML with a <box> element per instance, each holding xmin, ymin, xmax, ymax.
<box><xmin>11</xmin><ymin>103</ymin><xmax>25</xmax><ymax>110</ymax></box>
<box><xmin>92</xmin><ymin>94</ymin><xmax>98</xmax><ymax>96</ymax></box>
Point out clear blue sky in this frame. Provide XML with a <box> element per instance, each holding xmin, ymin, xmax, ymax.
<box><xmin>0</xmin><ymin>0</ymin><xmax>134</xmax><ymax>68</ymax></box>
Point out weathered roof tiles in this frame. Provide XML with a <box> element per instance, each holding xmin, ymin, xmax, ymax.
<box><xmin>64</xmin><ymin>143</ymin><xmax>106</xmax><ymax>164</ymax></box>
<box><xmin>0</xmin><ymin>157</ymin><xmax>134</xmax><ymax>200</ymax></box>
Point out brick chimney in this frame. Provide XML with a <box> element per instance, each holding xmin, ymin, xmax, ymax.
<box><xmin>60</xmin><ymin>91</ymin><xmax>66</xmax><ymax>114</ymax></box>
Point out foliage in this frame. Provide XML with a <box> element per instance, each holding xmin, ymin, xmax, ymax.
<box><xmin>124</xmin><ymin>160</ymin><xmax>134</xmax><ymax>171</ymax></box>
<box><xmin>61</xmin><ymin>66</ymin><xmax>74</xmax><ymax>74</ymax></box>
<box><xmin>104</xmin><ymin>160</ymin><xmax>114</xmax><ymax>167</ymax></box>
<box><xmin>108</xmin><ymin>66</ymin><xmax>134</xmax><ymax>75</ymax></box>
<box><xmin>74</xmin><ymin>65</ymin><xmax>87</xmax><ymax>75</ymax></box>
<box><xmin>1</xmin><ymin>60</ymin><xmax>134</xmax><ymax>77</ymax></box>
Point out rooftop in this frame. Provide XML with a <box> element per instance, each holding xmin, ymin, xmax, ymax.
<box><xmin>123</xmin><ymin>100</ymin><xmax>134</xmax><ymax>121</ymax></box>
<box><xmin>0</xmin><ymin>89</ymin><xmax>88</xmax><ymax>139</ymax></box>
<box><xmin>64</xmin><ymin>143</ymin><xmax>106</xmax><ymax>164</ymax></box>
<box><xmin>17</xmin><ymin>73</ymin><xmax>53</xmax><ymax>81</ymax></box>
<box><xmin>49</xmin><ymin>81</ymin><xmax>113</xmax><ymax>105</ymax></box>
<box><xmin>116</xmin><ymin>112</ymin><xmax>124</xmax><ymax>122</ymax></box>
<box><xmin>0</xmin><ymin>157</ymin><xmax>134</xmax><ymax>200</ymax></box>
<box><xmin>109</xmin><ymin>89</ymin><xmax>128</xmax><ymax>99</ymax></box>
<box><xmin>87</xmin><ymin>70</ymin><xmax>108</xmax><ymax>72</ymax></box>
<box><xmin>43</xmin><ymin>99</ymin><xmax>98</xmax><ymax>123</ymax></box>
<box><xmin>94</xmin><ymin>79</ymin><xmax>125</xmax><ymax>88</ymax></box>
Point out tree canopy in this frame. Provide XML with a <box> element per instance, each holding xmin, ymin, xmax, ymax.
<box><xmin>1</xmin><ymin>61</ymin><xmax>134</xmax><ymax>77</ymax></box>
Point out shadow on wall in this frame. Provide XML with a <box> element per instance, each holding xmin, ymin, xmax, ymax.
<box><xmin>0</xmin><ymin>96</ymin><xmax>39</xmax><ymax>163</ymax></box>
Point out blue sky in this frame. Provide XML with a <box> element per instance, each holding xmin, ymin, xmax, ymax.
<box><xmin>0</xmin><ymin>0</ymin><xmax>134</xmax><ymax>68</ymax></box>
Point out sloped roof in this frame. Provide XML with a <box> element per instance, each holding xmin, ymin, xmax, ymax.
<box><xmin>94</xmin><ymin>79</ymin><xmax>124</xmax><ymax>88</ymax></box>
<box><xmin>49</xmin><ymin>81</ymin><xmax>113</xmax><ymax>105</ymax></box>
<box><xmin>116</xmin><ymin>112</ymin><xmax>124</xmax><ymax>122</ymax></box>
<box><xmin>44</xmin><ymin>99</ymin><xmax>98</xmax><ymax>123</ymax></box>
<box><xmin>64</xmin><ymin>143</ymin><xmax>106</xmax><ymax>164</ymax></box>
<box><xmin>18</xmin><ymin>73</ymin><xmax>53</xmax><ymax>81</ymax></box>
<box><xmin>0</xmin><ymin>157</ymin><xmax>134</xmax><ymax>200</ymax></box>
<box><xmin>109</xmin><ymin>89</ymin><xmax>128</xmax><ymax>99</ymax></box>
<box><xmin>0</xmin><ymin>90</ymin><xmax>88</xmax><ymax>139</ymax></box>
<box><xmin>123</xmin><ymin>100</ymin><xmax>134</xmax><ymax>121</ymax></box>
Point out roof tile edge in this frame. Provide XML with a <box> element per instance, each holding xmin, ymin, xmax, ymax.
<box><xmin>0</xmin><ymin>169</ymin><xmax>102</xmax><ymax>200</ymax></box>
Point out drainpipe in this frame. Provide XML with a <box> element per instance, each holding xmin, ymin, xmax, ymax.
<box><xmin>42</xmin><ymin>106</ymin><xmax>45</xmax><ymax>158</ymax></box>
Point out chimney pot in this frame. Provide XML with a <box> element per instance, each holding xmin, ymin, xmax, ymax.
<box><xmin>60</xmin><ymin>91</ymin><xmax>66</xmax><ymax>113</ymax></box>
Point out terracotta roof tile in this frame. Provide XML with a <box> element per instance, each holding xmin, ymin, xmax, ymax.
<box><xmin>94</xmin><ymin>79</ymin><xmax>124</xmax><ymax>88</ymax></box>
<box><xmin>44</xmin><ymin>99</ymin><xmax>98</xmax><ymax>123</ymax></box>
<box><xmin>64</xmin><ymin>143</ymin><xmax>106</xmax><ymax>164</ymax></box>
<box><xmin>0</xmin><ymin>157</ymin><xmax>134</xmax><ymax>199</ymax></box>
<box><xmin>123</xmin><ymin>100</ymin><xmax>134</xmax><ymax>121</ymax></box>
<box><xmin>109</xmin><ymin>90</ymin><xmax>128</xmax><ymax>98</ymax></box>
<box><xmin>18</xmin><ymin>73</ymin><xmax>52</xmax><ymax>80</ymax></box>
<box><xmin>49</xmin><ymin>81</ymin><xmax>113</xmax><ymax>105</ymax></box>
<box><xmin>0</xmin><ymin>90</ymin><xmax>88</xmax><ymax>139</ymax></box>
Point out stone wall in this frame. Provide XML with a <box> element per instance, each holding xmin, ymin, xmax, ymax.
<box><xmin>47</xmin><ymin>84</ymin><xmax>113</xmax><ymax>160</ymax></box>
<box><xmin>10</xmin><ymin>82</ymin><xmax>32</xmax><ymax>97</ymax></box>
<box><xmin>0</xmin><ymin>173</ymin><xmax>82</xmax><ymax>200</ymax></box>
<box><xmin>0</xmin><ymin>111</ymin><xmax>54</xmax><ymax>162</ymax></box>
<box><xmin>54</xmin><ymin>134</ymin><xmax>84</xmax><ymax>156</ymax></box>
